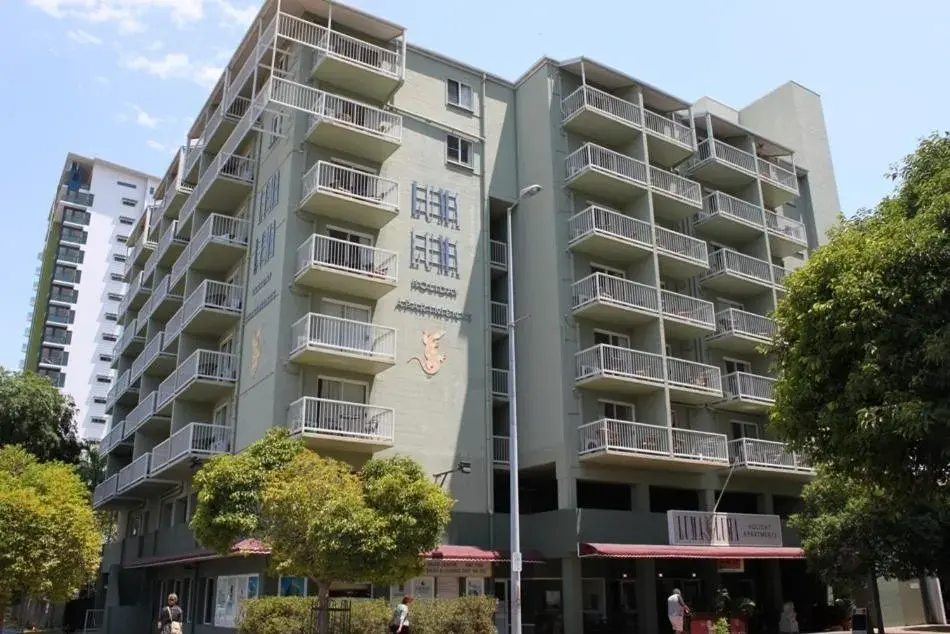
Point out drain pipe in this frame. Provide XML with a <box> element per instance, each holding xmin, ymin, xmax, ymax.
<box><xmin>479</xmin><ymin>71</ymin><xmax>494</xmax><ymax>544</ymax></box>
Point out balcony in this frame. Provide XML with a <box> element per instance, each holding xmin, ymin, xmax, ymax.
<box><xmin>294</xmin><ymin>234</ymin><xmax>397</xmax><ymax>300</ymax></box>
<box><xmin>288</xmin><ymin>396</ymin><xmax>394</xmax><ymax>451</ymax></box>
<box><xmin>707</xmin><ymin>308</ymin><xmax>775</xmax><ymax>355</ymax></box>
<box><xmin>666</xmin><ymin>357</ymin><xmax>722</xmax><ymax>404</ymax></box>
<box><xmin>490</xmin><ymin>301</ymin><xmax>507</xmax><ymax>337</ymax></box>
<box><xmin>177</xmin><ymin>153</ymin><xmax>255</xmax><ymax>235</ymax></box>
<box><xmin>491</xmin><ymin>368</ymin><xmax>509</xmax><ymax>401</ymax></box>
<box><xmin>190</xmin><ymin>214</ymin><xmax>250</xmax><ymax>273</ymax></box>
<box><xmin>492</xmin><ymin>435</ymin><xmax>510</xmax><ymax>466</ymax></box>
<box><xmin>157</xmin><ymin>350</ymin><xmax>239</xmax><ymax>411</ymax></box>
<box><xmin>650</xmin><ymin>165</ymin><xmax>702</xmax><ymax>221</ymax></box>
<box><xmin>153</xmin><ymin>221</ymin><xmax>188</xmax><ymax>271</ymax></box>
<box><xmin>661</xmin><ymin>290</ymin><xmax>715</xmax><ymax>339</ymax></box>
<box><xmin>310</xmin><ymin>26</ymin><xmax>403</xmax><ymax>102</ymax></box>
<box><xmin>115</xmin><ymin>319</ymin><xmax>145</xmax><ymax>358</ymax></box>
<box><xmin>191</xmin><ymin>97</ymin><xmax>251</xmax><ymax>164</ymax></box>
<box><xmin>561</xmin><ymin>85</ymin><xmax>642</xmax><ymax>146</ymax></box>
<box><xmin>717</xmin><ymin>372</ymin><xmax>776</xmax><ymax>413</ymax></box>
<box><xmin>92</xmin><ymin>474</ymin><xmax>119</xmax><ymax>508</ymax></box>
<box><xmin>105</xmin><ymin>370</ymin><xmax>138</xmax><ymax>413</ymax></box>
<box><xmin>117</xmin><ymin>453</ymin><xmax>175</xmax><ymax>495</ymax></box>
<box><xmin>642</xmin><ymin>109</ymin><xmax>695</xmax><ymax>167</ymax></box>
<box><xmin>120</xmin><ymin>273</ymin><xmax>151</xmax><ymax>319</ymax></box>
<box><xmin>701</xmin><ymin>249</ymin><xmax>774</xmax><ymax>297</ymax></box>
<box><xmin>654</xmin><ymin>226</ymin><xmax>708</xmax><ymax>278</ymax></box>
<box><xmin>149</xmin><ymin>423</ymin><xmax>231</xmax><ymax>479</ymax></box>
<box><xmin>577</xmin><ymin>419</ymin><xmax>729</xmax><ymax>470</ymax></box>
<box><xmin>179</xmin><ymin>281</ymin><xmax>243</xmax><ymax>336</ymax></box>
<box><xmin>124</xmin><ymin>391</ymin><xmax>171</xmax><ymax>437</ymax></box>
<box><xmin>300</xmin><ymin>161</ymin><xmax>399</xmax><ymax>229</ymax></box>
<box><xmin>289</xmin><ymin>313</ymin><xmax>396</xmax><ymax>374</ymax></box>
<box><xmin>60</xmin><ymin>187</ymin><xmax>95</xmax><ymax>208</ymax></box>
<box><xmin>489</xmin><ymin>240</ymin><xmax>507</xmax><ymax>275</ymax></box>
<box><xmin>571</xmin><ymin>273</ymin><xmax>659</xmax><ymax>326</ymax></box>
<box><xmin>684</xmin><ymin>139</ymin><xmax>758</xmax><ymax>189</ymax></box>
<box><xmin>565</xmin><ymin>143</ymin><xmax>648</xmax><ymax>202</ymax></box>
<box><xmin>567</xmin><ymin>205</ymin><xmax>653</xmax><ymax>263</ymax></box>
<box><xmin>141</xmin><ymin>276</ymin><xmax>184</xmax><ymax>322</ymax></box>
<box><xmin>100</xmin><ymin>422</ymin><xmax>132</xmax><ymax>457</ymax></box>
<box><xmin>695</xmin><ymin>192</ymin><xmax>766</xmax><ymax>243</ymax></box>
<box><xmin>773</xmin><ymin>265</ymin><xmax>789</xmax><ymax>292</ymax></box>
<box><xmin>574</xmin><ymin>344</ymin><xmax>665</xmax><ymax>395</ymax></box>
<box><xmin>757</xmin><ymin>157</ymin><xmax>799</xmax><ymax>207</ymax></box>
<box><xmin>306</xmin><ymin>90</ymin><xmax>402</xmax><ymax>162</ymax></box>
<box><xmin>729</xmin><ymin>438</ymin><xmax>814</xmax><ymax>477</ymax></box>
<box><xmin>132</xmin><ymin>333</ymin><xmax>177</xmax><ymax>383</ymax></box>
<box><xmin>765</xmin><ymin>210</ymin><xmax>807</xmax><ymax>257</ymax></box>
<box><xmin>129</xmin><ymin>237</ymin><xmax>157</xmax><ymax>267</ymax></box>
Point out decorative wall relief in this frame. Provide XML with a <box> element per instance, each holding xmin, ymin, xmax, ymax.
<box><xmin>250</xmin><ymin>327</ymin><xmax>262</xmax><ymax>378</ymax></box>
<box><xmin>406</xmin><ymin>330</ymin><xmax>446</xmax><ymax>377</ymax></box>
<box><xmin>411</xmin><ymin>182</ymin><xmax>459</xmax><ymax>229</ymax></box>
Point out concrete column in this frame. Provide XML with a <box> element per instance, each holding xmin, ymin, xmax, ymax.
<box><xmin>701</xmin><ymin>488</ymin><xmax>717</xmax><ymax>511</ymax></box>
<box><xmin>635</xmin><ymin>482</ymin><xmax>651</xmax><ymax>512</ymax></box>
<box><xmin>637</xmin><ymin>559</ymin><xmax>659</xmax><ymax>634</ymax></box>
<box><xmin>562</xmin><ymin>557</ymin><xmax>584</xmax><ymax>634</ymax></box>
<box><xmin>757</xmin><ymin>493</ymin><xmax>783</xmax><ymax>610</ymax></box>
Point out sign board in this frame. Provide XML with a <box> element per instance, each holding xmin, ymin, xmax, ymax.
<box><xmin>667</xmin><ymin>510</ymin><xmax>783</xmax><ymax>547</ymax></box>
<box><xmin>717</xmin><ymin>559</ymin><xmax>745</xmax><ymax>573</ymax></box>
<box><xmin>851</xmin><ymin>607</ymin><xmax>868</xmax><ymax>634</ymax></box>
<box><xmin>425</xmin><ymin>560</ymin><xmax>492</xmax><ymax>577</ymax></box>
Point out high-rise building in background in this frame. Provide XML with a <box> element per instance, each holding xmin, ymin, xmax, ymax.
<box><xmin>87</xmin><ymin>1</ymin><xmax>931</xmax><ymax>631</ymax></box>
<box><xmin>22</xmin><ymin>154</ymin><xmax>158</xmax><ymax>441</ymax></box>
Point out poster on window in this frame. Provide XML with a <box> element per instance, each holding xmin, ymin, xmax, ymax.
<box><xmin>279</xmin><ymin>576</ymin><xmax>308</xmax><ymax>597</ymax></box>
<box><xmin>436</xmin><ymin>577</ymin><xmax>459</xmax><ymax>599</ymax></box>
<box><xmin>465</xmin><ymin>578</ymin><xmax>485</xmax><ymax>596</ymax></box>
<box><xmin>214</xmin><ymin>575</ymin><xmax>259</xmax><ymax>628</ymax></box>
<box><xmin>411</xmin><ymin>577</ymin><xmax>434</xmax><ymax>600</ymax></box>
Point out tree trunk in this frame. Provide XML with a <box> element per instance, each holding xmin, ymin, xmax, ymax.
<box><xmin>0</xmin><ymin>600</ymin><xmax>6</xmax><ymax>633</ymax></box>
<box><xmin>315</xmin><ymin>580</ymin><xmax>331</xmax><ymax>634</ymax></box>
<box><xmin>869</xmin><ymin>571</ymin><xmax>885</xmax><ymax>634</ymax></box>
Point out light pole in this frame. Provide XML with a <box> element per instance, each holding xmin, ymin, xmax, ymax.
<box><xmin>505</xmin><ymin>183</ymin><xmax>542</xmax><ymax>634</ymax></box>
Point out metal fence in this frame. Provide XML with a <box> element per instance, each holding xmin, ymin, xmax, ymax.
<box><xmin>308</xmin><ymin>599</ymin><xmax>351</xmax><ymax>634</ymax></box>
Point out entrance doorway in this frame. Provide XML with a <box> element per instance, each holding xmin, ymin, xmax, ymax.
<box><xmin>493</xmin><ymin>580</ymin><xmax>508</xmax><ymax>633</ymax></box>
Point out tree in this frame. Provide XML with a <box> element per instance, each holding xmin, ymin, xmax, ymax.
<box><xmin>191</xmin><ymin>429</ymin><xmax>454</xmax><ymax>633</ymax></box>
<box><xmin>0</xmin><ymin>369</ymin><xmax>81</xmax><ymax>464</ymax></box>
<box><xmin>0</xmin><ymin>446</ymin><xmax>101</xmax><ymax>630</ymax></box>
<box><xmin>77</xmin><ymin>443</ymin><xmax>106</xmax><ymax>492</ymax></box>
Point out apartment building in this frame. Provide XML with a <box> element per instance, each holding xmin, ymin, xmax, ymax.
<box><xmin>22</xmin><ymin>154</ymin><xmax>158</xmax><ymax>441</ymax></box>
<box><xmin>87</xmin><ymin>1</ymin><xmax>876</xmax><ymax>632</ymax></box>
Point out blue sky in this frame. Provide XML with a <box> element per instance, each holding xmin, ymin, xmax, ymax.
<box><xmin>0</xmin><ymin>0</ymin><xmax>946</xmax><ymax>369</ymax></box>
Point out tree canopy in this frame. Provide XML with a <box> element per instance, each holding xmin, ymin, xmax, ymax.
<box><xmin>0</xmin><ymin>446</ymin><xmax>101</xmax><ymax>630</ymax></box>
<box><xmin>0</xmin><ymin>369</ymin><xmax>81</xmax><ymax>464</ymax></box>
<box><xmin>771</xmin><ymin>132</ymin><xmax>950</xmax><ymax>584</ymax></box>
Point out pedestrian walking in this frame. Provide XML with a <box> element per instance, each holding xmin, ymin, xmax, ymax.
<box><xmin>668</xmin><ymin>588</ymin><xmax>691</xmax><ymax>634</ymax></box>
<box><xmin>157</xmin><ymin>593</ymin><xmax>183</xmax><ymax>634</ymax></box>
<box><xmin>389</xmin><ymin>595</ymin><xmax>413</xmax><ymax>634</ymax></box>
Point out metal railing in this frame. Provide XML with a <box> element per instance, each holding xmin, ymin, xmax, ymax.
<box><xmin>136</xmin><ymin>333</ymin><xmax>167</xmax><ymax>380</ymax></box>
<box><xmin>179</xmin><ymin>152</ymin><xmax>255</xmax><ymax>229</ymax></box>
<box><xmin>572</xmin><ymin>273</ymin><xmax>658</xmax><ymax>314</ymax></box>
<box><xmin>705</xmin><ymin>249</ymin><xmax>772</xmax><ymax>284</ymax></box>
<box><xmin>117</xmin><ymin>453</ymin><xmax>150</xmax><ymax>491</ymax></box>
<box><xmin>701</xmin><ymin>191</ymin><xmax>765</xmax><ymax>227</ymax></box>
<box><xmin>83</xmin><ymin>608</ymin><xmax>104</xmax><ymax>633</ymax></box>
<box><xmin>578</xmin><ymin>419</ymin><xmax>727</xmax><ymax>463</ymax></box>
<box><xmin>764</xmin><ymin>209</ymin><xmax>806</xmax><ymax>244</ymax></box>
<box><xmin>154</xmin><ymin>220</ymin><xmax>185</xmax><ymax>265</ymax></box>
<box><xmin>568</xmin><ymin>205</ymin><xmax>652</xmax><ymax>248</ymax></box>
<box><xmin>180</xmin><ymin>349</ymin><xmax>239</xmax><ymax>387</ymax></box>
<box><xmin>723</xmin><ymin>372</ymin><xmax>775</xmax><ymax>403</ymax></box>
<box><xmin>666</xmin><ymin>357</ymin><xmax>722</xmax><ymax>394</ymax></box>
<box><xmin>301</xmin><ymin>161</ymin><xmax>399</xmax><ymax>211</ymax></box>
<box><xmin>561</xmin><ymin>85</ymin><xmax>642</xmax><ymax>128</ymax></box>
<box><xmin>290</xmin><ymin>313</ymin><xmax>396</xmax><ymax>361</ymax></box>
<box><xmin>650</xmin><ymin>165</ymin><xmax>701</xmax><ymax>206</ymax></box>
<box><xmin>575</xmin><ymin>344</ymin><xmax>664</xmax><ymax>383</ymax></box>
<box><xmin>129</xmin><ymin>238</ymin><xmax>156</xmax><ymax>265</ymax></box>
<box><xmin>151</xmin><ymin>423</ymin><xmax>232</xmax><ymax>474</ymax></box>
<box><xmin>654</xmin><ymin>226</ymin><xmax>708</xmax><ymax>264</ymax></box>
<box><xmin>182</xmin><ymin>281</ymin><xmax>244</xmax><ymax>327</ymax></box>
<box><xmin>307</xmin><ymin>90</ymin><xmax>403</xmax><ymax>141</ymax></box>
<box><xmin>61</xmin><ymin>188</ymin><xmax>95</xmax><ymax>207</ymax></box>
<box><xmin>296</xmin><ymin>234</ymin><xmax>398</xmax><ymax>284</ymax></box>
<box><xmin>492</xmin><ymin>435</ymin><xmax>510</xmax><ymax>464</ymax></box>
<box><xmin>125</xmin><ymin>391</ymin><xmax>160</xmax><ymax>436</ymax></box>
<box><xmin>688</xmin><ymin>139</ymin><xmax>757</xmax><ymax>175</ymax></box>
<box><xmin>489</xmin><ymin>240</ymin><xmax>507</xmax><ymax>269</ymax></box>
<box><xmin>661</xmin><ymin>290</ymin><xmax>714</xmax><ymax>328</ymax></box>
<box><xmin>115</xmin><ymin>319</ymin><xmax>141</xmax><ymax>355</ymax></box>
<box><xmin>169</xmin><ymin>243</ymin><xmax>191</xmax><ymax>290</ymax></box>
<box><xmin>491</xmin><ymin>368</ymin><xmax>509</xmax><ymax>397</ymax></box>
<box><xmin>757</xmin><ymin>157</ymin><xmax>798</xmax><ymax>192</ymax></box>
<box><xmin>565</xmin><ymin>143</ymin><xmax>648</xmax><ymax>186</ymax></box>
<box><xmin>729</xmin><ymin>438</ymin><xmax>812</xmax><ymax>472</ymax></box>
<box><xmin>672</xmin><ymin>427</ymin><xmax>730</xmax><ymax>462</ymax></box>
<box><xmin>100</xmin><ymin>422</ymin><xmax>125</xmax><ymax>455</ymax></box>
<box><xmin>105</xmin><ymin>370</ymin><xmax>132</xmax><ymax>409</ymax></box>
<box><xmin>313</xmin><ymin>23</ymin><xmax>402</xmax><ymax>78</ymax></box>
<box><xmin>490</xmin><ymin>301</ymin><xmax>507</xmax><ymax>329</ymax></box>
<box><xmin>643</xmin><ymin>109</ymin><xmax>694</xmax><ymax>148</ymax></box>
<box><xmin>288</xmin><ymin>396</ymin><xmax>395</xmax><ymax>443</ymax></box>
<box><xmin>772</xmin><ymin>265</ymin><xmax>789</xmax><ymax>288</ymax></box>
<box><xmin>193</xmin><ymin>214</ymin><xmax>251</xmax><ymax>253</ymax></box>
<box><xmin>92</xmin><ymin>474</ymin><xmax>117</xmax><ymax>507</ymax></box>
<box><xmin>713</xmin><ymin>308</ymin><xmax>775</xmax><ymax>342</ymax></box>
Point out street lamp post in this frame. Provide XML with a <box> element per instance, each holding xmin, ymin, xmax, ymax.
<box><xmin>505</xmin><ymin>183</ymin><xmax>542</xmax><ymax>634</ymax></box>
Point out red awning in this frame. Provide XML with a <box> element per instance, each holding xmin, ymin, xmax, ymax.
<box><xmin>578</xmin><ymin>543</ymin><xmax>804</xmax><ymax>560</ymax></box>
<box><xmin>427</xmin><ymin>545</ymin><xmax>545</xmax><ymax>563</ymax></box>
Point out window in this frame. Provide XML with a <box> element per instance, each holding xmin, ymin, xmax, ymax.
<box><xmin>117</xmin><ymin>181</ymin><xmax>138</xmax><ymax>189</ymax></box>
<box><xmin>593</xmin><ymin>330</ymin><xmax>629</xmax><ymax>348</ymax></box>
<box><xmin>198</xmin><ymin>578</ymin><xmax>216</xmax><ymax>625</ymax></box>
<box><xmin>108</xmin><ymin>292</ymin><xmax>124</xmax><ymax>302</ymax></box>
<box><xmin>149</xmin><ymin>186</ymin><xmax>155</xmax><ymax>196</ymax></box>
<box><xmin>446</xmin><ymin>134</ymin><xmax>473</xmax><ymax>168</ymax></box>
<box><xmin>61</xmin><ymin>227</ymin><xmax>88</xmax><ymax>244</ymax></box>
<box><xmin>731</xmin><ymin>420</ymin><xmax>759</xmax><ymax>439</ymax></box>
<box><xmin>96</xmin><ymin>375</ymin><xmax>112</xmax><ymax>384</ymax></box>
<box><xmin>213</xmin><ymin>575</ymin><xmax>260</xmax><ymax>628</ymax></box>
<box><xmin>446</xmin><ymin>79</ymin><xmax>474</xmax><ymax>111</ymax></box>
<box><xmin>723</xmin><ymin>358</ymin><xmax>751</xmax><ymax>375</ymax></box>
<box><xmin>268</xmin><ymin>113</ymin><xmax>283</xmax><ymax>148</ymax></box>
<box><xmin>99</xmin><ymin>354</ymin><xmax>113</xmax><ymax>363</ymax></box>
<box><xmin>93</xmin><ymin>396</ymin><xmax>107</xmax><ymax>405</ymax></box>
<box><xmin>63</xmin><ymin>208</ymin><xmax>91</xmax><ymax>225</ymax></box>
<box><xmin>102</xmin><ymin>333</ymin><xmax>118</xmax><ymax>342</ymax></box>
<box><xmin>121</xmin><ymin>198</ymin><xmax>137</xmax><ymax>207</ymax></box>
<box><xmin>105</xmin><ymin>313</ymin><xmax>118</xmax><ymax>321</ymax></box>
<box><xmin>278</xmin><ymin>577</ymin><xmax>307</xmax><ymax>597</ymax></box>
<box><xmin>110</xmin><ymin>273</ymin><xmax>124</xmax><ymax>282</ymax></box>
<box><xmin>90</xmin><ymin>416</ymin><xmax>107</xmax><ymax>425</ymax></box>
<box><xmin>113</xmin><ymin>254</ymin><xmax>127</xmax><ymax>263</ymax></box>
<box><xmin>119</xmin><ymin>216</ymin><xmax>135</xmax><ymax>225</ymax></box>
<box><xmin>598</xmin><ymin>399</ymin><xmax>635</xmax><ymax>421</ymax></box>
<box><xmin>53</xmin><ymin>265</ymin><xmax>81</xmax><ymax>284</ymax></box>
<box><xmin>117</xmin><ymin>235</ymin><xmax>129</xmax><ymax>243</ymax></box>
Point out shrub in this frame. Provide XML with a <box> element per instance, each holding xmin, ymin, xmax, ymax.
<box><xmin>240</xmin><ymin>595</ymin><xmax>498</xmax><ymax>634</ymax></box>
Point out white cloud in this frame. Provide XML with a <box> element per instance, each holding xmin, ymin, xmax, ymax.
<box><xmin>146</xmin><ymin>140</ymin><xmax>166</xmax><ymax>151</ymax></box>
<box><xmin>66</xmin><ymin>29</ymin><xmax>103</xmax><ymax>45</ymax></box>
<box><xmin>122</xmin><ymin>52</ymin><xmax>222</xmax><ymax>87</ymax></box>
<box><xmin>130</xmin><ymin>104</ymin><xmax>160</xmax><ymax>128</ymax></box>
<box><xmin>27</xmin><ymin>0</ymin><xmax>205</xmax><ymax>32</ymax></box>
<box><xmin>213</xmin><ymin>0</ymin><xmax>256</xmax><ymax>27</ymax></box>
<box><xmin>94</xmin><ymin>75</ymin><xmax>110</xmax><ymax>84</ymax></box>
<box><xmin>147</xmin><ymin>39</ymin><xmax>163</xmax><ymax>51</ymax></box>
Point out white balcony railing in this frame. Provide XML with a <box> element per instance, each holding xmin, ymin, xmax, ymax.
<box><xmin>705</xmin><ymin>249</ymin><xmax>773</xmax><ymax>285</ymax></box>
<box><xmin>193</xmin><ymin>213</ymin><xmax>251</xmax><ymax>253</ymax></box>
<box><xmin>572</xmin><ymin>273</ymin><xmax>658</xmax><ymax>314</ymax></box>
<box><xmin>575</xmin><ymin>344</ymin><xmax>664</xmax><ymax>384</ymax></box>
<box><xmin>757</xmin><ymin>157</ymin><xmax>798</xmax><ymax>192</ymax></box>
<box><xmin>578</xmin><ymin>419</ymin><xmax>729</xmax><ymax>463</ymax></box>
<box><xmin>491</xmin><ymin>368</ymin><xmax>509</xmax><ymax>397</ymax></box>
<box><xmin>151</xmin><ymin>423</ymin><xmax>232</xmax><ymax>474</ymax></box>
<box><xmin>729</xmin><ymin>438</ymin><xmax>812</xmax><ymax>473</ymax></box>
<box><xmin>654</xmin><ymin>226</ymin><xmax>708</xmax><ymax>264</ymax></box>
<box><xmin>158</xmin><ymin>350</ymin><xmax>238</xmax><ymax>408</ymax></box>
<box><xmin>182</xmin><ymin>281</ymin><xmax>244</xmax><ymax>325</ymax></box>
<box><xmin>115</xmin><ymin>319</ymin><xmax>141</xmax><ymax>355</ymax></box>
<box><xmin>100</xmin><ymin>422</ymin><xmax>125</xmax><ymax>455</ymax></box>
<box><xmin>489</xmin><ymin>240</ymin><xmax>507</xmax><ymax>269</ymax></box>
<box><xmin>701</xmin><ymin>191</ymin><xmax>765</xmax><ymax>227</ymax></box>
<box><xmin>301</xmin><ymin>161</ymin><xmax>399</xmax><ymax>211</ymax></box>
<box><xmin>723</xmin><ymin>372</ymin><xmax>775</xmax><ymax>403</ymax></box>
<box><xmin>666</xmin><ymin>357</ymin><xmax>722</xmax><ymax>393</ymax></box>
<box><xmin>689</xmin><ymin>139</ymin><xmax>757</xmax><ymax>175</ymax></box>
<box><xmin>643</xmin><ymin>109</ymin><xmax>694</xmax><ymax>148</ymax></box>
<box><xmin>490</xmin><ymin>301</ymin><xmax>507</xmax><ymax>329</ymax></box>
<box><xmin>492</xmin><ymin>435</ymin><xmax>510</xmax><ymax>464</ymax></box>
<box><xmin>673</xmin><ymin>427</ymin><xmax>730</xmax><ymax>462</ymax></box>
<box><xmin>714</xmin><ymin>308</ymin><xmax>775</xmax><ymax>342</ymax></box>
<box><xmin>764</xmin><ymin>209</ymin><xmax>806</xmax><ymax>244</ymax></box>
<box><xmin>290</xmin><ymin>313</ymin><xmax>396</xmax><ymax>361</ymax></box>
<box><xmin>661</xmin><ymin>290</ymin><xmax>714</xmax><ymax>328</ymax></box>
<box><xmin>307</xmin><ymin>90</ymin><xmax>403</xmax><ymax>141</ymax></box>
<box><xmin>773</xmin><ymin>265</ymin><xmax>790</xmax><ymax>288</ymax></box>
<box><xmin>296</xmin><ymin>234</ymin><xmax>398</xmax><ymax>284</ymax></box>
<box><xmin>313</xmin><ymin>24</ymin><xmax>402</xmax><ymax>79</ymax></box>
<box><xmin>288</xmin><ymin>396</ymin><xmax>395</xmax><ymax>443</ymax></box>
<box><xmin>568</xmin><ymin>205</ymin><xmax>652</xmax><ymax>249</ymax></box>
<box><xmin>92</xmin><ymin>474</ymin><xmax>118</xmax><ymax>507</ymax></box>
<box><xmin>179</xmin><ymin>152</ymin><xmax>255</xmax><ymax>229</ymax></box>
<box><xmin>116</xmin><ymin>453</ymin><xmax>150</xmax><ymax>491</ymax></box>
<box><xmin>561</xmin><ymin>85</ymin><xmax>642</xmax><ymax>128</ymax></box>
<box><xmin>649</xmin><ymin>165</ymin><xmax>702</xmax><ymax>206</ymax></box>
<box><xmin>565</xmin><ymin>143</ymin><xmax>648</xmax><ymax>186</ymax></box>
<box><xmin>125</xmin><ymin>391</ymin><xmax>160</xmax><ymax>436</ymax></box>
<box><xmin>169</xmin><ymin>244</ymin><xmax>192</xmax><ymax>290</ymax></box>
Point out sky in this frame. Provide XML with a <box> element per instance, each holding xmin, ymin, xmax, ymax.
<box><xmin>0</xmin><ymin>0</ymin><xmax>947</xmax><ymax>369</ymax></box>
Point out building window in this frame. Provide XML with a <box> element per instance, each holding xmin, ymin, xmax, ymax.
<box><xmin>102</xmin><ymin>333</ymin><xmax>118</xmax><ymax>342</ymax></box>
<box><xmin>96</xmin><ymin>375</ymin><xmax>112</xmax><ymax>384</ymax></box>
<box><xmin>213</xmin><ymin>575</ymin><xmax>259</xmax><ymax>628</ymax></box>
<box><xmin>107</xmin><ymin>292</ymin><xmax>124</xmax><ymax>302</ymax></box>
<box><xmin>110</xmin><ymin>273</ymin><xmax>124</xmax><ymax>282</ymax></box>
<box><xmin>446</xmin><ymin>79</ymin><xmax>474</xmax><ymax>111</ymax></box>
<box><xmin>99</xmin><ymin>354</ymin><xmax>113</xmax><ymax>363</ymax></box>
<box><xmin>113</xmin><ymin>254</ymin><xmax>127</xmax><ymax>263</ymax></box>
<box><xmin>119</xmin><ymin>216</ymin><xmax>135</xmax><ymax>225</ymax></box>
<box><xmin>198</xmin><ymin>578</ymin><xmax>216</xmax><ymax>625</ymax></box>
<box><xmin>93</xmin><ymin>396</ymin><xmax>107</xmax><ymax>405</ymax></box>
<box><xmin>446</xmin><ymin>135</ymin><xmax>473</xmax><ymax>168</ymax></box>
<box><xmin>63</xmin><ymin>208</ymin><xmax>91</xmax><ymax>225</ymax></box>
<box><xmin>121</xmin><ymin>198</ymin><xmax>138</xmax><ymax>207</ymax></box>
<box><xmin>105</xmin><ymin>313</ymin><xmax>118</xmax><ymax>322</ymax></box>
<box><xmin>117</xmin><ymin>235</ymin><xmax>128</xmax><ymax>243</ymax></box>
<box><xmin>117</xmin><ymin>181</ymin><xmax>138</xmax><ymax>189</ymax></box>
<box><xmin>90</xmin><ymin>416</ymin><xmax>107</xmax><ymax>425</ymax></box>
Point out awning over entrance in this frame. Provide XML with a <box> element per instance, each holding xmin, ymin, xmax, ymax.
<box><xmin>427</xmin><ymin>545</ymin><xmax>546</xmax><ymax>563</ymax></box>
<box><xmin>578</xmin><ymin>543</ymin><xmax>805</xmax><ymax>559</ymax></box>
<box><xmin>125</xmin><ymin>538</ymin><xmax>270</xmax><ymax>569</ymax></box>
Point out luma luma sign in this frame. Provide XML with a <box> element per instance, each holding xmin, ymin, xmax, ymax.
<box><xmin>667</xmin><ymin>510</ymin><xmax>783</xmax><ymax>547</ymax></box>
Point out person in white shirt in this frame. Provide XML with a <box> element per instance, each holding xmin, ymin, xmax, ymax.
<box><xmin>668</xmin><ymin>588</ymin><xmax>690</xmax><ymax>634</ymax></box>
<box><xmin>389</xmin><ymin>595</ymin><xmax>413</xmax><ymax>634</ymax></box>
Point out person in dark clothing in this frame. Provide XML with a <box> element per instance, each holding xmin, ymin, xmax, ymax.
<box><xmin>157</xmin><ymin>593</ymin><xmax>183</xmax><ymax>634</ymax></box>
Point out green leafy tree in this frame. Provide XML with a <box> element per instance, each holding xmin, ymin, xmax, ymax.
<box><xmin>0</xmin><ymin>369</ymin><xmax>81</xmax><ymax>464</ymax></box>
<box><xmin>0</xmin><ymin>446</ymin><xmax>101</xmax><ymax>630</ymax></box>
<box><xmin>77</xmin><ymin>442</ymin><xmax>107</xmax><ymax>492</ymax></box>
<box><xmin>191</xmin><ymin>429</ymin><xmax>454</xmax><ymax>633</ymax></box>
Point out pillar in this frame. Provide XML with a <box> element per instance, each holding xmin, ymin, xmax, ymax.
<box><xmin>758</xmin><ymin>494</ymin><xmax>783</xmax><ymax>610</ymax></box>
<box><xmin>562</xmin><ymin>557</ymin><xmax>584</xmax><ymax>634</ymax></box>
<box><xmin>638</xmin><ymin>559</ymin><xmax>659</xmax><ymax>634</ymax></box>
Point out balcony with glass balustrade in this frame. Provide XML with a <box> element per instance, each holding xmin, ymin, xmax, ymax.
<box><xmin>288</xmin><ymin>396</ymin><xmax>395</xmax><ymax>452</ymax></box>
<box><xmin>574</xmin><ymin>344</ymin><xmax>665</xmax><ymax>395</ymax></box>
<box><xmin>564</xmin><ymin>143</ymin><xmax>649</xmax><ymax>202</ymax></box>
<box><xmin>717</xmin><ymin>372</ymin><xmax>776</xmax><ymax>414</ymax></box>
<box><xmin>701</xmin><ymin>249</ymin><xmax>775</xmax><ymax>297</ymax></box>
<box><xmin>728</xmin><ymin>437</ymin><xmax>814</xmax><ymax>478</ymax></box>
<box><xmin>660</xmin><ymin>290</ymin><xmax>715</xmax><ymax>340</ymax></box>
<box><xmin>567</xmin><ymin>205</ymin><xmax>653</xmax><ymax>263</ymax></box>
<box><xmin>666</xmin><ymin>357</ymin><xmax>723</xmax><ymax>404</ymax></box>
<box><xmin>306</xmin><ymin>90</ymin><xmax>403</xmax><ymax>162</ymax></box>
<box><xmin>561</xmin><ymin>85</ymin><xmax>643</xmax><ymax>146</ymax></box>
<box><xmin>288</xmin><ymin>313</ymin><xmax>396</xmax><ymax>375</ymax></box>
<box><xmin>299</xmin><ymin>161</ymin><xmax>399</xmax><ymax>229</ymax></box>
<box><xmin>707</xmin><ymin>308</ymin><xmax>776</xmax><ymax>355</ymax></box>
<box><xmin>571</xmin><ymin>273</ymin><xmax>659</xmax><ymax>327</ymax></box>
<box><xmin>577</xmin><ymin>419</ymin><xmax>729</xmax><ymax>470</ymax></box>
<box><xmin>294</xmin><ymin>234</ymin><xmax>398</xmax><ymax>300</ymax></box>
<box><xmin>654</xmin><ymin>226</ymin><xmax>708</xmax><ymax>279</ymax></box>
